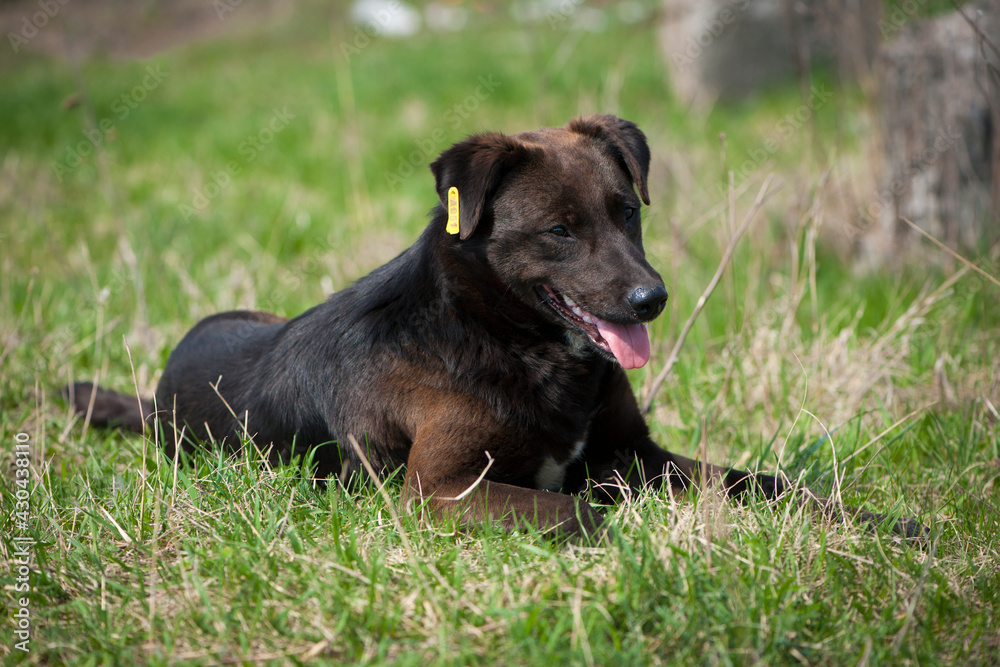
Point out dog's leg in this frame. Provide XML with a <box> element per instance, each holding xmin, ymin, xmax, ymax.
<box><xmin>574</xmin><ymin>371</ymin><xmax>766</xmax><ymax>498</ymax></box>
<box><xmin>580</xmin><ymin>371</ymin><xmax>928</xmax><ymax>539</ymax></box>
<box><xmin>403</xmin><ymin>471</ymin><xmax>604</xmax><ymax>540</ymax></box>
<box><xmin>401</xmin><ymin>411</ymin><xmax>605</xmax><ymax>540</ymax></box>
<box><xmin>599</xmin><ymin>430</ymin><xmax>928</xmax><ymax>538</ymax></box>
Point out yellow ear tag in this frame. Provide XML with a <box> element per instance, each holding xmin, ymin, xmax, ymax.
<box><xmin>446</xmin><ymin>186</ymin><xmax>460</xmax><ymax>235</ymax></box>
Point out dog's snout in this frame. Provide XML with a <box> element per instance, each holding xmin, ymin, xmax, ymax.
<box><xmin>627</xmin><ymin>284</ymin><xmax>668</xmax><ymax>321</ymax></box>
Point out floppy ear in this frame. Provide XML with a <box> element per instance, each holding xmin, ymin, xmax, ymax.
<box><xmin>566</xmin><ymin>114</ymin><xmax>651</xmax><ymax>205</ymax></box>
<box><xmin>430</xmin><ymin>132</ymin><xmax>531</xmax><ymax>240</ymax></box>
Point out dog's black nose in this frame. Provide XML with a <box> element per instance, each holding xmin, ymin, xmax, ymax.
<box><xmin>627</xmin><ymin>284</ymin><xmax>668</xmax><ymax>321</ymax></box>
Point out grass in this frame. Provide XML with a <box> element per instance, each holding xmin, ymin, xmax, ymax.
<box><xmin>2</xmin><ymin>2</ymin><xmax>999</xmax><ymax>665</ymax></box>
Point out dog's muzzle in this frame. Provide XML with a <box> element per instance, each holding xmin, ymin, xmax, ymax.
<box><xmin>540</xmin><ymin>285</ymin><xmax>659</xmax><ymax>370</ymax></box>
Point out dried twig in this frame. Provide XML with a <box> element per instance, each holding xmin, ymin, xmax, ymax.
<box><xmin>441</xmin><ymin>451</ymin><xmax>494</xmax><ymax>501</ymax></box>
<box><xmin>900</xmin><ymin>216</ymin><xmax>1000</xmax><ymax>290</ymax></box>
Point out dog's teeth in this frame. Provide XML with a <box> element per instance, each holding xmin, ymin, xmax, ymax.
<box><xmin>564</xmin><ymin>296</ymin><xmax>578</xmax><ymax>308</ymax></box>
<box><xmin>572</xmin><ymin>306</ymin><xmax>584</xmax><ymax>318</ymax></box>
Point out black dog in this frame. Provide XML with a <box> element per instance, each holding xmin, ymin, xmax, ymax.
<box><xmin>70</xmin><ymin>115</ymin><xmax>926</xmax><ymax>540</ymax></box>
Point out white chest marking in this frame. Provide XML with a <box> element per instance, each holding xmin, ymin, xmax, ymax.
<box><xmin>534</xmin><ymin>438</ymin><xmax>587</xmax><ymax>492</ymax></box>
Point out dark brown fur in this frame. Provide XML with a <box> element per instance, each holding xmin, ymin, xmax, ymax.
<box><xmin>68</xmin><ymin>115</ymin><xmax>927</xmax><ymax>540</ymax></box>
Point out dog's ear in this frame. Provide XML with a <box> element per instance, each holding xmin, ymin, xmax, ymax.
<box><xmin>566</xmin><ymin>114</ymin><xmax>651</xmax><ymax>205</ymax></box>
<box><xmin>430</xmin><ymin>133</ymin><xmax>531</xmax><ymax>240</ymax></box>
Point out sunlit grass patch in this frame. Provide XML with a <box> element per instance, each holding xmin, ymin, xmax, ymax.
<box><xmin>1</xmin><ymin>5</ymin><xmax>998</xmax><ymax>664</ymax></box>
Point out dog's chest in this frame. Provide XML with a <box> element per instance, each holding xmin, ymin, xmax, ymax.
<box><xmin>518</xmin><ymin>356</ymin><xmax>604</xmax><ymax>492</ymax></box>
<box><xmin>534</xmin><ymin>436</ymin><xmax>587</xmax><ymax>492</ymax></box>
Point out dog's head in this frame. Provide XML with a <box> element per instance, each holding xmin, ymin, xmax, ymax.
<box><xmin>430</xmin><ymin>114</ymin><xmax>666</xmax><ymax>370</ymax></box>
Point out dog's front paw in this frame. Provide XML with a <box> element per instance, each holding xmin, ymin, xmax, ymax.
<box><xmin>723</xmin><ymin>470</ymin><xmax>789</xmax><ymax>501</ymax></box>
<box><xmin>822</xmin><ymin>503</ymin><xmax>930</xmax><ymax>542</ymax></box>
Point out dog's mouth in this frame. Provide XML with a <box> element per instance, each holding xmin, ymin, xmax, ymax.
<box><xmin>539</xmin><ymin>286</ymin><xmax>650</xmax><ymax>370</ymax></box>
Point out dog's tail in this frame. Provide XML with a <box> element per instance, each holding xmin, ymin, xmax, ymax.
<box><xmin>65</xmin><ymin>382</ymin><xmax>155</xmax><ymax>433</ymax></box>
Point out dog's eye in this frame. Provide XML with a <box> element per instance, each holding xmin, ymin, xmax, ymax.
<box><xmin>623</xmin><ymin>207</ymin><xmax>636</xmax><ymax>222</ymax></box>
<box><xmin>548</xmin><ymin>225</ymin><xmax>571</xmax><ymax>237</ymax></box>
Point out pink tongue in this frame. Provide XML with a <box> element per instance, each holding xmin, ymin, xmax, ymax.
<box><xmin>593</xmin><ymin>319</ymin><xmax>650</xmax><ymax>369</ymax></box>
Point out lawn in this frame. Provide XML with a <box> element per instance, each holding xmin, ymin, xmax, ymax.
<box><xmin>1</xmin><ymin>2</ymin><xmax>998</xmax><ymax>665</ymax></box>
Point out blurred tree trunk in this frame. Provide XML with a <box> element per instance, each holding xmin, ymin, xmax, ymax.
<box><xmin>861</xmin><ymin>0</ymin><xmax>1000</xmax><ymax>264</ymax></box>
<box><xmin>658</xmin><ymin>0</ymin><xmax>881</xmax><ymax>107</ymax></box>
